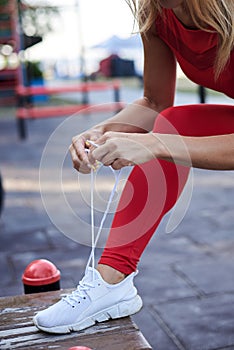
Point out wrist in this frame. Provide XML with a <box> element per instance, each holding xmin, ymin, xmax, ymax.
<box><xmin>151</xmin><ymin>133</ymin><xmax>169</xmax><ymax>159</ymax></box>
<box><xmin>90</xmin><ymin>121</ymin><xmax>113</xmax><ymax>134</ymax></box>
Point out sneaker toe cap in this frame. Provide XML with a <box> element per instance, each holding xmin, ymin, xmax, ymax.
<box><xmin>33</xmin><ymin>300</ymin><xmax>68</xmax><ymax>328</ymax></box>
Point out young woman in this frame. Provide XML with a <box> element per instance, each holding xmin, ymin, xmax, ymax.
<box><xmin>34</xmin><ymin>0</ymin><xmax>234</xmax><ymax>333</ymax></box>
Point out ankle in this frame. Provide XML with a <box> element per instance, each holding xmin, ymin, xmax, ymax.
<box><xmin>97</xmin><ymin>264</ymin><xmax>126</xmax><ymax>284</ymax></box>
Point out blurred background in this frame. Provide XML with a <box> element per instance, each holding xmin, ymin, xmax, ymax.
<box><xmin>1</xmin><ymin>0</ymin><xmax>233</xmax><ymax>108</ymax></box>
<box><xmin>0</xmin><ymin>0</ymin><xmax>144</xmax><ymax>99</ymax></box>
<box><xmin>0</xmin><ymin>1</ymin><xmax>234</xmax><ymax>349</ymax></box>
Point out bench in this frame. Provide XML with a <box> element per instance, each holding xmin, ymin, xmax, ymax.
<box><xmin>0</xmin><ymin>289</ymin><xmax>152</xmax><ymax>350</ymax></box>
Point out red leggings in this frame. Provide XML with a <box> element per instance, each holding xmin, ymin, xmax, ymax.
<box><xmin>99</xmin><ymin>104</ymin><xmax>234</xmax><ymax>275</ymax></box>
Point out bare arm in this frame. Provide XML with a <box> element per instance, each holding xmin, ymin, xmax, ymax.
<box><xmin>90</xmin><ymin>131</ymin><xmax>234</xmax><ymax>171</ymax></box>
<box><xmin>89</xmin><ymin>28</ymin><xmax>234</xmax><ymax>171</ymax></box>
<box><xmin>71</xmin><ymin>27</ymin><xmax>177</xmax><ymax>172</ymax></box>
<box><xmin>154</xmin><ymin>133</ymin><xmax>234</xmax><ymax>170</ymax></box>
<box><xmin>72</xmin><ymin>21</ymin><xmax>234</xmax><ymax>171</ymax></box>
<box><xmin>94</xmin><ymin>29</ymin><xmax>177</xmax><ymax>134</ymax></box>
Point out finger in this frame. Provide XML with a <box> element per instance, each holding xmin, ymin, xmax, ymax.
<box><xmin>111</xmin><ymin>159</ymin><xmax>133</xmax><ymax>170</ymax></box>
<box><xmin>72</xmin><ymin>136</ymin><xmax>90</xmax><ymax>165</ymax></box>
<box><xmin>94</xmin><ymin>131</ymin><xmax>116</xmax><ymax>146</ymax></box>
<box><xmin>87</xmin><ymin>150</ymin><xmax>98</xmax><ymax>166</ymax></box>
<box><xmin>69</xmin><ymin>144</ymin><xmax>91</xmax><ymax>174</ymax></box>
<box><xmin>92</xmin><ymin>146</ymin><xmax>114</xmax><ymax>166</ymax></box>
<box><xmin>110</xmin><ymin>159</ymin><xmax>122</xmax><ymax>170</ymax></box>
<box><xmin>69</xmin><ymin>144</ymin><xmax>79</xmax><ymax>169</ymax></box>
<box><xmin>78</xmin><ymin>163</ymin><xmax>92</xmax><ymax>174</ymax></box>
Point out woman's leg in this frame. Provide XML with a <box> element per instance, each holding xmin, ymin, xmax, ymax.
<box><xmin>99</xmin><ymin>104</ymin><xmax>234</xmax><ymax>275</ymax></box>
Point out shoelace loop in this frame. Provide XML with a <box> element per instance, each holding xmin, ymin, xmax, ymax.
<box><xmin>63</xmin><ymin>279</ymin><xmax>95</xmax><ymax>307</ymax></box>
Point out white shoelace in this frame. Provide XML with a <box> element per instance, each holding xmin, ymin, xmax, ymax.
<box><xmin>63</xmin><ymin>279</ymin><xmax>95</xmax><ymax>307</ymax></box>
<box><xmin>86</xmin><ymin>165</ymin><xmax>121</xmax><ymax>281</ymax></box>
<box><xmin>64</xmin><ymin>155</ymin><xmax>121</xmax><ymax>306</ymax></box>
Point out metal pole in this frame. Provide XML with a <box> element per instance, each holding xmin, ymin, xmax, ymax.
<box><xmin>76</xmin><ymin>0</ymin><xmax>86</xmax><ymax>79</ymax></box>
<box><xmin>17</xmin><ymin>0</ymin><xmax>27</xmax><ymax>139</ymax></box>
<box><xmin>75</xmin><ymin>0</ymin><xmax>88</xmax><ymax>104</ymax></box>
<box><xmin>198</xmin><ymin>85</ymin><xmax>206</xmax><ymax>104</ymax></box>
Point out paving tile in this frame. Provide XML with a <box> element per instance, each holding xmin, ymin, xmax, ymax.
<box><xmin>174</xmin><ymin>255</ymin><xmax>234</xmax><ymax>294</ymax></box>
<box><xmin>172</xmin><ymin>215</ymin><xmax>234</xmax><ymax>249</ymax></box>
<box><xmin>132</xmin><ymin>306</ymin><xmax>180</xmax><ymax>350</ymax></box>
<box><xmin>139</xmin><ymin>232</ymin><xmax>210</xmax><ymax>267</ymax></box>
<box><xmin>1</xmin><ymin>195</ymin><xmax>50</xmax><ymax>235</ymax></box>
<box><xmin>154</xmin><ymin>293</ymin><xmax>234</xmax><ymax>350</ymax></box>
<box><xmin>0</xmin><ymin>228</ymin><xmax>51</xmax><ymax>253</ymax></box>
<box><xmin>0</xmin><ymin>253</ymin><xmax>14</xmax><ymax>287</ymax></box>
<box><xmin>168</xmin><ymin>171</ymin><xmax>234</xmax><ymax>249</ymax></box>
<box><xmin>46</xmin><ymin>226</ymin><xmax>83</xmax><ymax>250</ymax></box>
<box><xmin>0</xmin><ymin>284</ymin><xmax>25</xmax><ymax>297</ymax></box>
<box><xmin>209</xmin><ymin>240</ymin><xmax>234</xmax><ymax>258</ymax></box>
<box><xmin>135</xmin><ymin>265</ymin><xmax>199</xmax><ymax>305</ymax></box>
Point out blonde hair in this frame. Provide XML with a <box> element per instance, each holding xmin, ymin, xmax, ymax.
<box><xmin>126</xmin><ymin>0</ymin><xmax>234</xmax><ymax>78</ymax></box>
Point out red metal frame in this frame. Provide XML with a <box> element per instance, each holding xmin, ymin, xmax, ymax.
<box><xmin>1</xmin><ymin>2</ymin><xmax>125</xmax><ymax>138</ymax></box>
<box><xmin>16</xmin><ymin>81</ymin><xmax>121</xmax><ymax>96</ymax></box>
<box><xmin>16</xmin><ymin>80</ymin><xmax>124</xmax><ymax>138</ymax></box>
<box><xmin>0</xmin><ymin>0</ymin><xmax>22</xmax><ymax>105</ymax></box>
<box><xmin>16</xmin><ymin>102</ymin><xmax>125</xmax><ymax>119</ymax></box>
<box><xmin>16</xmin><ymin>81</ymin><xmax>124</xmax><ymax>119</ymax></box>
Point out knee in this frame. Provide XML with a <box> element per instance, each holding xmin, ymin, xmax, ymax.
<box><xmin>153</xmin><ymin>105</ymin><xmax>200</xmax><ymax>135</ymax></box>
<box><xmin>153</xmin><ymin>106</ymin><xmax>180</xmax><ymax>134</ymax></box>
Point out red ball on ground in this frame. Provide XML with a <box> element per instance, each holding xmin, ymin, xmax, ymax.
<box><xmin>22</xmin><ymin>259</ymin><xmax>60</xmax><ymax>286</ymax></box>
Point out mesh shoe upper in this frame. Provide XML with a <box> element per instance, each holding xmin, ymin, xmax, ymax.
<box><xmin>34</xmin><ymin>267</ymin><xmax>139</xmax><ymax>329</ymax></box>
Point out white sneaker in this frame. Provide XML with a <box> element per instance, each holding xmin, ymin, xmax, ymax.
<box><xmin>33</xmin><ymin>267</ymin><xmax>143</xmax><ymax>334</ymax></box>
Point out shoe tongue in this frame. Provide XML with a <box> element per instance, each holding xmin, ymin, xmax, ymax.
<box><xmin>83</xmin><ymin>267</ymin><xmax>100</xmax><ymax>283</ymax></box>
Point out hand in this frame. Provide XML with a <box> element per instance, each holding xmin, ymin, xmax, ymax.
<box><xmin>69</xmin><ymin>129</ymin><xmax>103</xmax><ymax>173</ymax></box>
<box><xmin>89</xmin><ymin>131</ymin><xmax>159</xmax><ymax>170</ymax></box>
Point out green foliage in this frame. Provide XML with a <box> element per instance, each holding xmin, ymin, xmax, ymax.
<box><xmin>26</xmin><ymin>61</ymin><xmax>43</xmax><ymax>79</ymax></box>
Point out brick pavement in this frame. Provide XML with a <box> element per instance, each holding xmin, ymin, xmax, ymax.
<box><xmin>0</xmin><ymin>88</ymin><xmax>234</xmax><ymax>350</ymax></box>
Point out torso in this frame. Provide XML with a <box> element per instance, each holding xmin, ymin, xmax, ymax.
<box><xmin>155</xmin><ymin>8</ymin><xmax>234</xmax><ymax>98</ymax></box>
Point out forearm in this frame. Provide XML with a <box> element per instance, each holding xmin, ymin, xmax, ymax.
<box><xmin>90</xmin><ymin>98</ymin><xmax>161</xmax><ymax>134</ymax></box>
<box><xmin>155</xmin><ymin>133</ymin><xmax>234</xmax><ymax>170</ymax></box>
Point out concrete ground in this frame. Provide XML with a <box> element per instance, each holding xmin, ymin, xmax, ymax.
<box><xmin>0</xmin><ymin>84</ymin><xmax>234</xmax><ymax>350</ymax></box>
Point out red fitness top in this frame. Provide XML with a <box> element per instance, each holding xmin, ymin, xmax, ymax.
<box><xmin>155</xmin><ymin>9</ymin><xmax>234</xmax><ymax>98</ymax></box>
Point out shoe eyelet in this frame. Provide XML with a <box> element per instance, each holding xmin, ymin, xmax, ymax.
<box><xmin>83</xmin><ymin>297</ymin><xmax>86</xmax><ymax>299</ymax></box>
<box><xmin>72</xmin><ymin>306</ymin><xmax>75</xmax><ymax>308</ymax></box>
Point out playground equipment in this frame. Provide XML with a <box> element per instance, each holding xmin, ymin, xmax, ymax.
<box><xmin>0</xmin><ymin>0</ymin><xmax>22</xmax><ymax>106</ymax></box>
<box><xmin>0</xmin><ymin>0</ymin><xmax>124</xmax><ymax>139</ymax></box>
<box><xmin>0</xmin><ymin>0</ymin><xmax>205</xmax><ymax>140</ymax></box>
<box><xmin>16</xmin><ymin>80</ymin><xmax>123</xmax><ymax>139</ymax></box>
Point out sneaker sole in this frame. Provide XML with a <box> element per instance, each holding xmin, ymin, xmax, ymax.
<box><xmin>33</xmin><ymin>294</ymin><xmax>143</xmax><ymax>334</ymax></box>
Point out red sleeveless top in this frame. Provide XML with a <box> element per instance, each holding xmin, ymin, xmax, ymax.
<box><xmin>155</xmin><ymin>9</ymin><xmax>234</xmax><ymax>98</ymax></box>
